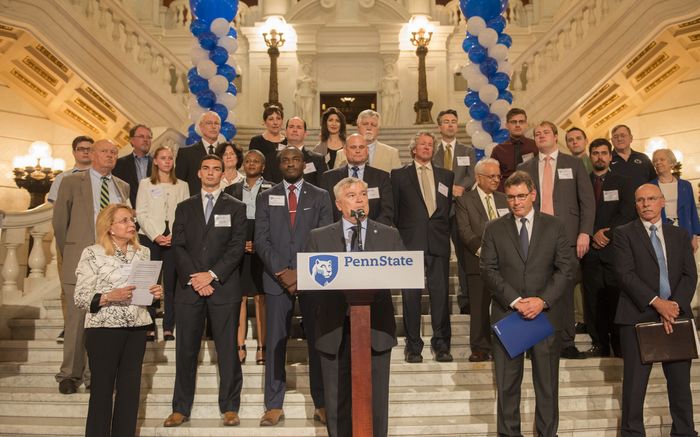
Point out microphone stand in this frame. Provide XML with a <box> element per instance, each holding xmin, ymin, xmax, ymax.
<box><xmin>351</xmin><ymin>209</ymin><xmax>366</xmax><ymax>252</ymax></box>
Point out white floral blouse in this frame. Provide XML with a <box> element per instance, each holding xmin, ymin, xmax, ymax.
<box><xmin>74</xmin><ymin>243</ymin><xmax>153</xmax><ymax>328</ymax></box>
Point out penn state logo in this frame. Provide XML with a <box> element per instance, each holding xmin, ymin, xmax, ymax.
<box><xmin>309</xmin><ymin>255</ymin><xmax>339</xmax><ymax>286</ymax></box>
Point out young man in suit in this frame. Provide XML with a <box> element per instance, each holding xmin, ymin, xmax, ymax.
<box><xmin>335</xmin><ymin>110</ymin><xmax>402</xmax><ymax>172</ymax></box>
<box><xmin>581</xmin><ymin>139</ymin><xmax>636</xmax><ymax>357</ymax></box>
<box><xmin>614</xmin><ymin>183</ymin><xmax>697</xmax><ymax>437</ymax></box>
<box><xmin>307</xmin><ymin>176</ymin><xmax>404</xmax><ymax>437</ymax></box>
<box><xmin>176</xmin><ymin>111</ymin><xmax>222</xmax><ymax>195</ymax></box>
<box><xmin>491</xmin><ymin>108</ymin><xmax>538</xmax><ymax>192</ymax></box>
<box><xmin>518</xmin><ymin>120</ymin><xmax>595</xmax><ymax>359</ymax></box>
<box><xmin>481</xmin><ymin>170</ymin><xmax>573</xmax><ymax>437</ymax></box>
<box><xmin>112</xmin><ymin>124</ymin><xmax>153</xmax><ymax>207</ymax></box>
<box><xmin>320</xmin><ymin>133</ymin><xmax>393</xmax><ymax>225</ymax></box>
<box><xmin>392</xmin><ymin>131</ymin><xmax>454</xmax><ymax>363</ymax></box>
<box><xmin>266</xmin><ymin>116</ymin><xmax>327</xmax><ymax>186</ymax></box>
<box><xmin>455</xmin><ymin>158</ymin><xmax>508</xmax><ymax>362</ymax></box>
<box><xmin>255</xmin><ymin>146</ymin><xmax>333</xmax><ymax>426</ymax></box>
<box><xmin>52</xmin><ymin>139</ymin><xmax>130</xmax><ymax>395</ymax></box>
<box><xmin>163</xmin><ymin>154</ymin><xmax>247</xmax><ymax>427</ymax></box>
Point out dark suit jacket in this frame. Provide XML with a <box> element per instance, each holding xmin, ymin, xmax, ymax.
<box><xmin>613</xmin><ymin>219</ymin><xmax>697</xmax><ymax>325</ymax></box>
<box><xmin>518</xmin><ymin>152</ymin><xmax>595</xmax><ymax>246</ymax></box>
<box><xmin>172</xmin><ymin>192</ymin><xmax>247</xmax><ymax>304</ymax></box>
<box><xmin>175</xmin><ymin>141</ymin><xmax>208</xmax><ymax>195</ymax></box>
<box><xmin>255</xmin><ymin>180</ymin><xmax>333</xmax><ymax>295</ymax></box>
<box><xmin>455</xmin><ymin>188</ymin><xmax>508</xmax><ymax>275</ymax></box>
<box><xmin>587</xmin><ymin>171</ymin><xmax>636</xmax><ymax>263</ymax></box>
<box><xmin>651</xmin><ymin>178</ymin><xmax>700</xmax><ymax>236</ymax></box>
<box><xmin>432</xmin><ymin>141</ymin><xmax>477</xmax><ymax>190</ymax></box>
<box><xmin>112</xmin><ymin>153</ymin><xmax>152</xmax><ymax>207</ymax></box>
<box><xmin>391</xmin><ymin>163</ymin><xmax>454</xmax><ymax>257</ymax></box>
<box><xmin>266</xmin><ymin>146</ymin><xmax>328</xmax><ymax>187</ymax></box>
<box><xmin>480</xmin><ymin>211</ymin><xmax>573</xmax><ymax>329</ymax></box>
<box><xmin>320</xmin><ymin>164</ymin><xmax>394</xmax><ymax>226</ymax></box>
<box><xmin>306</xmin><ymin>219</ymin><xmax>404</xmax><ymax>355</ymax></box>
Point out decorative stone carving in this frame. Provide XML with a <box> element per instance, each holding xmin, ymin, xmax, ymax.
<box><xmin>379</xmin><ymin>61</ymin><xmax>401</xmax><ymax>127</ymax></box>
<box><xmin>294</xmin><ymin>61</ymin><xmax>317</xmax><ymax>123</ymax></box>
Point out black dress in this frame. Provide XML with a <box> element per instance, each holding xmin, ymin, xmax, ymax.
<box><xmin>249</xmin><ymin>135</ymin><xmax>284</xmax><ymax>183</ymax></box>
<box><xmin>241</xmin><ymin>219</ymin><xmax>264</xmax><ymax>296</ymax></box>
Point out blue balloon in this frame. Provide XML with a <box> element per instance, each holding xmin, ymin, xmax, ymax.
<box><xmin>493</xmin><ymin>128</ymin><xmax>510</xmax><ymax>143</ymax></box>
<box><xmin>217</xmin><ymin>64</ymin><xmax>236</xmax><ymax>82</ymax></box>
<box><xmin>187</xmin><ymin>124</ymin><xmax>197</xmax><ymax>138</ymax></box>
<box><xmin>190</xmin><ymin>0</ymin><xmax>238</xmax><ymax>23</ymax></box>
<box><xmin>227</xmin><ymin>83</ymin><xmax>238</xmax><ymax>96</ymax></box>
<box><xmin>468</xmin><ymin>45</ymin><xmax>487</xmax><ymax>63</ymax></box>
<box><xmin>499</xmin><ymin>89</ymin><xmax>514</xmax><ymax>104</ymax></box>
<box><xmin>196</xmin><ymin>89</ymin><xmax>216</xmax><ymax>108</ymax></box>
<box><xmin>474</xmin><ymin>147</ymin><xmax>486</xmax><ymax>162</ymax></box>
<box><xmin>479</xmin><ymin>57</ymin><xmax>498</xmax><ymax>77</ymax></box>
<box><xmin>220</xmin><ymin>121</ymin><xmax>237</xmax><ymax>140</ymax></box>
<box><xmin>198</xmin><ymin>31</ymin><xmax>218</xmax><ymax>50</ymax></box>
<box><xmin>464</xmin><ymin>90</ymin><xmax>480</xmax><ymax>107</ymax></box>
<box><xmin>189</xmin><ymin>76</ymin><xmax>208</xmax><ymax>94</ymax></box>
<box><xmin>498</xmin><ymin>33</ymin><xmax>513</xmax><ymax>48</ymax></box>
<box><xmin>459</xmin><ymin>0</ymin><xmax>504</xmax><ymax>21</ymax></box>
<box><xmin>190</xmin><ymin>18</ymin><xmax>209</xmax><ymax>37</ymax></box>
<box><xmin>462</xmin><ymin>35</ymin><xmax>477</xmax><ymax>54</ymax></box>
<box><xmin>211</xmin><ymin>103</ymin><xmax>228</xmax><ymax>122</ymax></box>
<box><xmin>482</xmin><ymin>113</ymin><xmax>501</xmax><ymax>135</ymax></box>
<box><xmin>488</xmin><ymin>16</ymin><xmax>507</xmax><ymax>34</ymax></box>
<box><xmin>469</xmin><ymin>101</ymin><xmax>489</xmax><ymax>121</ymax></box>
<box><xmin>227</xmin><ymin>28</ymin><xmax>237</xmax><ymax>38</ymax></box>
<box><xmin>209</xmin><ymin>46</ymin><xmax>229</xmax><ymax>66</ymax></box>
<box><xmin>187</xmin><ymin>67</ymin><xmax>199</xmax><ymax>82</ymax></box>
<box><xmin>186</xmin><ymin>132</ymin><xmax>201</xmax><ymax>146</ymax></box>
<box><xmin>490</xmin><ymin>72</ymin><xmax>510</xmax><ymax>91</ymax></box>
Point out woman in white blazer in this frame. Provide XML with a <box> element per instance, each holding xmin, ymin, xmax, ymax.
<box><xmin>136</xmin><ymin>145</ymin><xmax>189</xmax><ymax>341</ymax></box>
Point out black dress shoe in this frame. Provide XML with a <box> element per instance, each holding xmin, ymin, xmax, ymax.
<box><xmin>468</xmin><ymin>351</ymin><xmax>491</xmax><ymax>362</ymax></box>
<box><xmin>560</xmin><ymin>346</ymin><xmax>585</xmax><ymax>359</ymax></box>
<box><xmin>163</xmin><ymin>333</ymin><xmax>175</xmax><ymax>341</ymax></box>
<box><xmin>435</xmin><ymin>350</ymin><xmax>454</xmax><ymax>362</ymax></box>
<box><xmin>405</xmin><ymin>352</ymin><xmax>423</xmax><ymax>363</ymax></box>
<box><xmin>575</xmin><ymin>322</ymin><xmax>587</xmax><ymax>334</ymax></box>
<box><xmin>58</xmin><ymin>379</ymin><xmax>77</xmax><ymax>395</ymax></box>
<box><xmin>584</xmin><ymin>345</ymin><xmax>609</xmax><ymax>357</ymax></box>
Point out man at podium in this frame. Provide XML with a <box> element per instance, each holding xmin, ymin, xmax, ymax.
<box><xmin>306</xmin><ymin>176</ymin><xmax>405</xmax><ymax>437</ymax></box>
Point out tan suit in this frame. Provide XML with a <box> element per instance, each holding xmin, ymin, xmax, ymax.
<box><xmin>334</xmin><ymin>141</ymin><xmax>402</xmax><ymax>173</ymax></box>
<box><xmin>52</xmin><ymin>170</ymin><xmax>129</xmax><ymax>385</ymax></box>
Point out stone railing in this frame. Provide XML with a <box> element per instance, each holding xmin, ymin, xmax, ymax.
<box><xmin>0</xmin><ymin>204</ymin><xmax>56</xmax><ymax>305</ymax></box>
<box><xmin>161</xmin><ymin>0</ymin><xmax>253</xmax><ymax>30</ymax></box>
<box><xmin>437</xmin><ymin>0</ymin><xmax>535</xmax><ymax>28</ymax></box>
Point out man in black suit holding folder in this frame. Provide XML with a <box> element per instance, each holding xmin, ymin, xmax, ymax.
<box><xmin>481</xmin><ymin>171</ymin><xmax>573</xmax><ymax>437</ymax></box>
<box><xmin>614</xmin><ymin>183</ymin><xmax>697</xmax><ymax>437</ymax></box>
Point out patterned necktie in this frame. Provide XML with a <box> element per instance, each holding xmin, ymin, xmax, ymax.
<box><xmin>288</xmin><ymin>185</ymin><xmax>297</xmax><ymax>227</ymax></box>
<box><xmin>208</xmin><ymin>144</ymin><xmax>215</xmax><ymax>155</ymax></box>
<box><xmin>420</xmin><ymin>166</ymin><xmax>436</xmax><ymax>216</ymax></box>
<box><xmin>204</xmin><ymin>193</ymin><xmax>214</xmax><ymax>223</ymax></box>
<box><xmin>519</xmin><ymin>217</ymin><xmax>529</xmax><ymax>258</ymax></box>
<box><xmin>486</xmin><ymin>195</ymin><xmax>496</xmax><ymax>220</ymax></box>
<box><xmin>649</xmin><ymin>224</ymin><xmax>671</xmax><ymax>299</ymax></box>
<box><xmin>99</xmin><ymin>176</ymin><xmax>110</xmax><ymax>210</ymax></box>
<box><xmin>444</xmin><ymin>144</ymin><xmax>453</xmax><ymax>170</ymax></box>
<box><xmin>351</xmin><ymin>166</ymin><xmax>360</xmax><ymax>178</ymax></box>
<box><xmin>541</xmin><ymin>156</ymin><xmax>554</xmax><ymax>215</ymax></box>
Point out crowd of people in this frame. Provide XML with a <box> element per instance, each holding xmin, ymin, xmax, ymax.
<box><xmin>47</xmin><ymin>104</ymin><xmax>698</xmax><ymax>437</ymax></box>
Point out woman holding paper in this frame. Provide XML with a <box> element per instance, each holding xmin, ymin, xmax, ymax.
<box><xmin>74</xmin><ymin>204</ymin><xmax>163</xmax><ymax>437</ymax></box>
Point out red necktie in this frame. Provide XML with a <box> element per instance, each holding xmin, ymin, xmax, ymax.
<box><xmin>288</xmin><ymin>185</ymin><xmax>297</xmax><ymax>227</ymax></box>
<box><xmin>593</xmin><ymin>175</ymin><xmax>603</xmax><ymax>205</ymax></box>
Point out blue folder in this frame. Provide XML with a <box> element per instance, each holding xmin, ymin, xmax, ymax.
<box><xmin>492</xmin><ymin>311</ymin><xmax>555</xmax><ymax>358</ymax></box>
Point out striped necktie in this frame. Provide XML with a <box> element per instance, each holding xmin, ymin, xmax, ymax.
<box><xmin>100</xmin><ymin>176</ymin><xmax>110</xmax><ymax>210</ymax></box>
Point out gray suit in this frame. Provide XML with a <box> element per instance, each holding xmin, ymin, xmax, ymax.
<box><xmin>52</xmin><ymin>171</ymin><xmax>129</xmax><ymax>386</ymax></box>
<box><xmin>255</xmin><ymin>180</ymin><xmax>333</xmax><ymax>410</ymax></box>
<box><xmin>481</xmin><ymin>211</ymin><xmax>573</xmax><ymax>437</ymax></box>
<box><xmin>455</xmin><ymin>188</ymin><xmax>507</xmax><ymax>354</ymax></box>
<box><xmin>306</xmin><ymin>219</ymin><xmax>403</xmax><ymax>437</ymax></box>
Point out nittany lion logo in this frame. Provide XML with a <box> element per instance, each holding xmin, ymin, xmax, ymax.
<box><xmin>309</xmin><ymin>255</ymin><xmax>339</xmax><ymax>286</ymax></box>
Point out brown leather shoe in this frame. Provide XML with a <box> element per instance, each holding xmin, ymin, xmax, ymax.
<box><xmin>260</xmin><ymin>408</ymin><xmax>285</xmax><ymax>426</ymax></box>
<box><xmin>223</xmin><ymin>411</ymin><xmax>240</xmax><ymax>426</ymax></box>
<box><xmin>468</xmin><ymin>350</ymin><xmax>491</xmax><ymax>362</ymax></box>
<box><xmin>313</xmin><ymin>407</ymin><xmax>327</xmax><ymax>424</ymax></box>
<box><xmin>163</xmin><ymin>412</ymin><xmax>188</xmax><ymax>427</ymax></box>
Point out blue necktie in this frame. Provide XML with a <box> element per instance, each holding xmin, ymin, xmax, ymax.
<box><xmin>204</xmin><ymin>193</ymin><xmax>214</xmax><ymax>224</ymax></box>
<box><xmin>351</xmin><ymin>166</ymin><xmax>359</xmax><ymax>178</ymax></box>
<box><xmin>519</xmin><ymin>217</ymin><xmax>529</xmax><ymax>259</ymax></box>
<box><xmin>649</xmin><ymin>224</ymin><xmax>671</xmax><ymax>299</ymax></box>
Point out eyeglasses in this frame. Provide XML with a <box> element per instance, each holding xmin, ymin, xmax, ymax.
<box><xmin>132</xmin><ymin>135</ymin><xmax>153</xmax><ymax>140</ymax></box>
<box><xmin>75</xmin><ymin>147</ymin><xmax>91</xmax><ymax>153</ymax></box>
<box><xmin>113</xmin><ymin>217</ymin><xmax>137</xmax><ymax>225</ymax></box>
<box><xmin>506</xmin><ymin>193</ymin><xmax>531</xmax><ymax>202</ymax></box>
<box><xmin>635</xmin><ymin>196</ymin><xmax>662</xmax><ymax>203</ymax></box>
<box><xmin>202</xmin><ymin>121</ymin><xmax>221</xmax><ymax>127</ymax></box>
<box><xmin>478</xmin><ymin>173</ymin><xmax>501</xmax><ymax>180</ymax></box>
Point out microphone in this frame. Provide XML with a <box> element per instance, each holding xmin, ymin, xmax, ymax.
<box><xmin>351</xmin><ymin>209</ymin><xmax>366</xmax><ymax>219</ymax></box>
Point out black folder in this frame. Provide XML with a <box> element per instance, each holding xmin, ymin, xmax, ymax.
<box><xmin>635</xmin><ymin>319</ymin><xmax>700</xmax><ymax>364</ymax></box>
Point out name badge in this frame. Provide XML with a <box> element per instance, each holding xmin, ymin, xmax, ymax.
<box><xmin>304</xmin><ymin>162</ymin><xmax>317</xmax><ymax>174</ymax></box>
<box><xmin>214</xmin><ymin>214</ymin><xmax>231</xmax><ymax>227</ymax></box>
<box><xmin>557</xmin><ymin>168</ymin><xmax>574</xmax><ymax>179</ymax></box>
<box><xmin>603</xmin><ymin>190</ymin><xmax>619</xmax><ymax>202</ymax></box>
<box><xmin>277</xmin><ymin>143</ymin><xmax>286</xmax><ymax>151</ymax></box>
<box><xmin>497</xmin><ymin>208</ymin><xmax>510</xmax><ymax>217</ymax></box>
<box><xmin>522</xmin><ymin>153</ymin><xmax>534</xmax><ymax>162</ymax></box>
<box><xmin>438</xmin><ymin>182</ymin><xmax>449</xmax><ymax>197</ymax></box>
<box><xmin>150</xmin><ymin>187</ymin><xmax>163</xmax><ymax>198</ymax></box>
<box><xmin>457</xmin><ymin>156</ymin><xmax>471</xmax><ymax>167</ymax></box>
<box><xmin>269</xmin><ymin>195</ymin><xmax>285</xmax><ymax>206</ymax></box>
<box><xmin>367</xmin><ymin>187</ymin><xmax>380</xmax><ymax>199</ymax></box>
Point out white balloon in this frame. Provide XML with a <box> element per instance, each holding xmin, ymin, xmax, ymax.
<box><xmin>471</xmin><ymin>130</ymin><xmax>493</xmax><ymax>148</ymax></box>
<box><xmin>466</xmin><ymin>72</ymin><xmax>488</xmax><ymax>92</ymax></box>
<box><xmin>210</xmin><ymin>18</ymin><xmax>230</xmax><ymax>37</ymax></box>
<box><xmin>226</xmin><ymin>111</ymin><xmax>236</xmax><ymax>123</ymax></box>
<box><xmin>484</xmin><ymin>142</ymin><xmax>497</xmax><ymax>157</ymax></box>
<box><xmin>196</xmin><ymin>60</ymin><xmax>217</xmax><ymax>79</ymax></box>
<box><xmin>218</xmin><ymin>92</ymin><xmax>237</xmax><ymax>109</ymax></box>
<box><xmin>478</xmin><ymin>28</ymin><xmax>499</xmax><ymax>49</ymax></box>
<box><xmin>490</xmin><ymin>99</ymin><xmax>511</xmax><ymax>119</ymax></box>
<box><xmin>465</xmin><ymin>119</ymin><xmax>483</xmax><ymax>136</ymax></box>
<box><xmin>209</xmin><ymin>75</ymin><xmax>229</xmax><ymax>95</ymax></box>
<box><xmin>467</xmin><ymin>16</ymin><xmax>487</xmax><ymax>36</ymax></box>
<box><xmin>479</xmin><ymin>84</ymin><xmax>499</xmax><ymax>104</ymax></box>
<box><xmin>218</xmin><ymin>36</ymin><xmax>238</xmax><ymax>53</ymax></box>
<box><xmin>497</xmin><ymin>60</ymin><xmax>513</xmax><ymax>76</ymax></box>
<box><xmin>190</xmin><ymin>45</ymin><xmax>209</xmax><ymax>65</ymax></box>
<box><xmin>461</xmin><ymin>63</ymin><xmax>481</xmax><ymax>80</ymax></box>
<box><xmin>189</xmin><ymin>106</ymin><xmax>207</xmax><ymax>124</ymax></box>
<box><xmin>489</xmin><ymin>44</ymin><xmax>509</xmax><ymax>62</ymax></box>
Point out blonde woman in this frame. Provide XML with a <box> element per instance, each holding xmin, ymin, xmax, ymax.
<box><xmin>74</xmin><ymin>204</ymin><xmax>162</xmax><ymax>437</ymax></box>
<box><xmin>136</xmin><ymin>145</ymin><xmax>189</xmax><ymax>340</ymax></box>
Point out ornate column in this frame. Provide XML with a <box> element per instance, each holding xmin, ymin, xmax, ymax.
<box><xmin>411</xmin><ymin>27</ymin><xmax>434</xmax><ymax>124</ymax></box>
